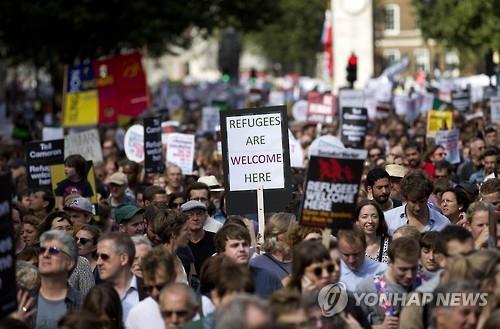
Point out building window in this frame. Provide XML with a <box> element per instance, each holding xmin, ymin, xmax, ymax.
<box><xmin>383</xmin><ymin>50</ymin><xmax>401</xmax><ymax>68</ymax></box>
<box><xmin>384</xmin><ymin>4</ymin><xmax>400</xmax><ymax>35</ymax></box>
<box><xmin>414</xmin><ymin>49</ymin><xmax>430</xmax><ymax>72</ymax></box>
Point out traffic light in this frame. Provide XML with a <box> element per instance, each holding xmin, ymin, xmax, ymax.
<box><xmin>346</xmin><ymin>53</ymin><xmax>357</xmax><ymax>88</ymax></box>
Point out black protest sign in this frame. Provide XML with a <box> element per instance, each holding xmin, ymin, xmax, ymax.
<box><xmin>299</xmin><ymin>151</ymin><xmax>365</xmax><ymax>229</ymax></box>
<box><xmin>220</xmin><ymin>106</ymin><xmax>292</xmax><ymax>214</ymax></box>
<box><xmin>144</xmin><ymin>117</ymin><xmax>164</xmax><ymax>174</ymax></box>
<box><xmin>341</xmin><ymin>107</ymin><xmax>368</xmax><ymax>149</ymax></box>
<box><xmin>451</xmin><ymin>89</ymin><xmax>471</xmax><ymax>112</ymax></box>
<box><xmin>0</xmin><ymin>171</ymin><xmax>17</xmax><ymax>317</ymax></box>
<box><xmin>26</xmin><ymin>139</ymin><xmax>65</xmax><ymax>188</ymax></box>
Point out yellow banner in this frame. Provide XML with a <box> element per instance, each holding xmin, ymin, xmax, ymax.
<box><xmin>427</xmin><ymin>110</ymin><xmax>453</xmax><ymax>138</ymax></box>
<box><xmin>63</xmin><ymin>90</ymin><xmax>99</xmax><ymax>127</ymax></box>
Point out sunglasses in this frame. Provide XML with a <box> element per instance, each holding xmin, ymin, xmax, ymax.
<box><xmin>160</xmin><ymin>309</ymin><xmax>190</xmax><ymax>319</ymax></box>
<box><xmin>96</xmin><ymin>253</ymin><xmax>111</xmax><ymax>261</ymax></box>
<box><xmin>76</xmin><ymin>237</ymin><xmax>93</xmax><ymax>245</ymax></box>
<box><xmin>39</xmin><ymin>245</ymin><xmax>68</xmax><ymax>257</ymax></box>
<box><xmin>311</xmin><ymin>264</ymin><xmax>335</xmax><ymax>277</ymax></box>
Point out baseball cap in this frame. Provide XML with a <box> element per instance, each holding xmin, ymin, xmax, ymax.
<box><xmin>64</xmin><ymin>197</ymin><xmax>94</xmax><ymax>215</ymax></box>
<box><xmin>197</xmin><ymin>175</ymin><xmax>224</xmax><ymax>192</ymax></box>
<box><xmin>115</xmin><ymin>205</ymin><xmax>145</xmax><ymax>224</ymax></box>
<box><xmin>109</xmin><ymin>172</ymin><xmax>128</xmax><ymax>186</ymax></box>
<box><xmin>385</xmin><ymin>164</ymin><xmax>408</xmax><ymax>178</ymax></box>
<box><xmin>181</xmin><ymin>200</ymin><xmax>207</xmax><ymax>212</ymax></box>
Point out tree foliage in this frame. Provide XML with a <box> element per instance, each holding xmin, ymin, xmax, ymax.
<box><xmin>0</xmin><ymin>0</ymin><xmax>279</xmax><ymax>65</ymax></box>
<box><xmin>246</xmin><ymin>0</ymin><xmax>327</xmax><ymax>76</ymax></box>
<box><xmin>413</xmin><ymin>0</ymin><xmax>500</xmax><ymax>52</ymax></box>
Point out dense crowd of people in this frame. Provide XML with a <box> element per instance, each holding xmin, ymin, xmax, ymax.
<box><xmin>0</xmin><ymin>84</ymin><xmax>499</xmax><ymax>329</ymax></box>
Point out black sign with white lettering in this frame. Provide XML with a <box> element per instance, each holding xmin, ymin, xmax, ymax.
<box><xmin>25</xmin><ymin>139</ymin><xmax>65</xmax><ymax>188</ymax></box>
<box><xmin>0</xmin><ymin>171</ymin><xmax>17</xmax><ymax>318</ymax></box>
<box><xmin>220</xmin><ymin>106</ymin><xmax>292</xmax><ymax>214</ymax></box>
<box><xmin>144</xmin><ymin>117</ymin><xmax>164</xmax><ymax>174</ymax></box>
<box><xmin>451</xmin><ymin>89</ymin><xmax>471</xmax><ymax>112</ymax></box>
<box><xmin>341</xmin><ymin>107</ymin><xmax>368</xmax><ymax>149</ymax></box>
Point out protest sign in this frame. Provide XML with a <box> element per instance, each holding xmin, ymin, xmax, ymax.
<box><xmin>341</xmin><ymin>107</ymin><xmax>368</xmax><ymax>149</ymax></box>
<box><xmin>416</xmin><ymin>92</ymin><xmax>434</xmax><ymax>113</ymax></box>
<box><xmin>288</xmin><ymin>130</ymin><xmax>304</xmax><ymax>168</ymax></box>
<box><xmin>426</xmin><ymin>111</ymin><xmax>453</xmax><ymax>138</ymax></box>
<box><xmin>143</xmin><ymin>117</ymin><xmax>164</xmax><ymax>174</ymax></box>
<box><xmin>306</xmin><ymin>92</ymin><xmax>336</xmax><ymax>124</ymax></box>
<box><xmin>220</xmin><ymin>106</ymin><xmax>292</xmax><ymax>214</ymax></box>
<box><xmin>435</xmin><ymin>129</ymin><xmax>460</xmax><ymax>164</ymax></box>
<box><xmin>491</xmin><ymin>96</ymin><xmax>500</xmax><ymax>124</ymax></box>
<box><xmin>64</xmin><ymin>128</ymin><xmax>103</xmax><ymax>163</ymax></box>
<box><xmin>299</xmin><ymin>149</ymin><xmax>366</xmax><ymax>229</ymax></box>
<box><xmin>292</xmin><ymin>100</ymin><xmax>308</xmax><ymax>122</ymax></box>
<box><xmin>451</xmin><ymin>89</ymin><xmax>470</xmax><ymax>112</ymax></box>
<box><xmin>124</xmin><ymin>124</ymin><xmax>145</xmax><ymax>163</ymax></box>
<box><xmin>42</xmin><ymin>127</ymin><xmax>64</xmax><ymax>141</ymax></box>
<box><xmin>26</xmin><ymin>139</ymin><xmax>65</xmax><ymax>188</ymax></box>
<box><xmin>394</xmin><ymin>95</ymin><xmax>419</xmax><ymax>121</ymax></box>
<box><xmin>268</xmin><ymin>90</ymin><xmax>285</xmax><ymax>106</ymax></box>
<box><xmin>201</xmin><ymin>106</ymin><xmax>220</xmax><ymax>133</ymax></box>
<box><xmin>338</xmin><ymin>89</ymin><xmax>364</xmax><ymax>110</ymax></box>
<box><xmin>161</xmin><ymin>121</ymin><xmax>180</xmax><ymax>144</ymax></box>
<box><xmin>309</xmin><ymin>135</ymin><xmax>345</xmax><ymax>157</ymax></box>
<box><xmin>0</xmin><ymin>172</ymin><xmax>16</xmax><ymax>318</ymax></box>
<box><xmin>166</xmin><ymin>133</ymin><xmax>195</xmax><ymax>175</ymax></box>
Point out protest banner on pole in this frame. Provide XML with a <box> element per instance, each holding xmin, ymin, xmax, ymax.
<box><xmin>25</xmin><ymin>139</ymin><xmax>65</xmax><ymax>188</ymax></box>
<box><xmin>124</xmin><ymin>124</ymin><xmax>145</xmax><ymax>163</ymax></box>
<box><xmin>299</xmin><ymin>148</ymin><xmax>366</xmax><ymax>229</ymax></box>
<box><xmin>435</xmin><ymin>129</ymin><xmax>460</xmax><ymax>164</ymax></box>
<box><xmin>0</xmin><ymin>171</ymin><xmax>17</xmax><ymax>318</ymax></box>
<box><xmin>426</xmin><ymin>111</ymin><xmax>453</xmax><ymax>138</ymax></box>
<box><xmin>144</xmin><ymin>117</ymin><xmax>164</xmax><ymax>174</ymax></box>
<box><xmin>220</xmin><ymin>106</ymin><xmax>292</xmax><ymax>214</ymax></box>
<box><xmin>341</xmin><ymin>107</ymin><xmax>368</xmax><ymax>149</ymax></box>
<box><xmin>491</xmin><ymin>96</ymin><xmax>500</xmax><ymax>124</ymax></box>
<box><xmin>306</xmin><ymin>92</ymin><xmax>336</xmax><ymax>124</ymax></box>
<box><xmin>166</xmin><ymin>133</ymin><xmax>195</xmax><ymax>175</ymax></box>
<box><xmin>201</xmin><ymin>106</ymin><xmax>220</xmax><ymax>133</ymax></box>
<box><xmin>64</xmin><ymin>128</ymin><xmax>103</xmax><ymax>163</ymax></box>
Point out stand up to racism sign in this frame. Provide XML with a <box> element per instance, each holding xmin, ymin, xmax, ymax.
<box><xmin>300</xmin><ymin>148</ymin><xmax>366</xmax><ymax>229</ymax></box>
<box><xmin>220</xmin><ymin>106</ymin><xmax>292</xmax><ymax>214</ymax></box>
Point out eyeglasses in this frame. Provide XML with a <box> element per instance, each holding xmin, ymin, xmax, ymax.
<box><xmin>311</xmin><ymin>264</ymin><xmax>335</xmax><ymax>277</ymax></box>
<box><xmin>160</xmin><ymin>309</ymin><xmax>190</xmax><ymax>319</ymax></box>
<box><xmin>96</xmin><ymin>253</ymin><xmax>111</xmax><ymax>261</ymax></box>
<box><xmin>76</xmin><ymin>237</ymin><xmax>93</xmax><ymax>245</ymax></box>
<box><xmin>39</xmin><ymin>245</ymin><xmax>68</xmax><ymax>257</ymax></box>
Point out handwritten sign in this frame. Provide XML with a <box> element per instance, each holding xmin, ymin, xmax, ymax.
<box><xmin>64</xmin><ymin>128</ymin><xmax>103</xmax><ymax>163</ymax></box>
<box><xmin>166</xmin><ymin>133</ymin><xmax>195</xmax><ymax>175</ymax></box>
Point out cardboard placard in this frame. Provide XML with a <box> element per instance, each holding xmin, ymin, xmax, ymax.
<box><xmin>0</xmin><ymin>171</ymin><xmax>16</xmax><ymax>318</ymax></box>
<box><xmin>435</xmin><ymin>129</ymin><xmax>460</xmax><ymax>164</ymax></box>
<box><xmin>341</xmin><ymin>107</ymin><xmax>368</xmax><ymax>149</ymax></box>
<box><xmin>220</xmin><ymin>106</ymin><xmax>292</xmax><ymax>214</ymax></box>
<box><xmin>299</xmin><ymin>149</ymin><xmax>366</xmax><ymax>229</ymax></box>
<box><xmin>166</xmin><ymin>133</ymin><xmax>195</xmax><ymax>175</ymax></box>
<box><xmin>64</xmin><ymin>128</ymin><xmax>103</xmax><ymax>163</ymax></box>
<box><xmin>26</xmin><ymin>139</ymin><xmax>65</xmax><ymax>188</ymax></box>
<box><xmin>426</xmin><ymin>111</ymin><xmax>453</xmax><ymax>138</ymax></box>
<box><xmin>144</xmin><ymin>117</ymin><xmax>164</xmax><ymax>174</ymax></box>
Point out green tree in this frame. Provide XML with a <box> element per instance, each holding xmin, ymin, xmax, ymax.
<box><xmin>413</xmin><ymin>0</ymin><xmax>500</xmax><ymax>53</ymax></box>
<box><xmin>246</xmin><ymin>0</ymin><xmax>327</xmax><ymax>76</ymax></box>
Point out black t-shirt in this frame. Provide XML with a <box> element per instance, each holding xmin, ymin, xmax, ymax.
<box><xmin>189</xmin><ymin>231</ymin><xmax>216</xmax><ymax>275</ymax></box>
<box><xmin>54</xmin><ymin>178</ymin><xmax>94</xmax><ymax>198</ymax></box>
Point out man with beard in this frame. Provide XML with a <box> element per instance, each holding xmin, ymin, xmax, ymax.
<box><xmin>366</xmin><ymin>167</ymin><xmax>402</xmax><ymax>211</ymax></box>
<box><xmin>403</xmin><ymin>141</ymin><xmax>423</xmax><ymax>170</ymax></box>
<box><xmin>356</xmin><ymin>237</ymin><xmax>421</xmax><ymax>329</ymax></box>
